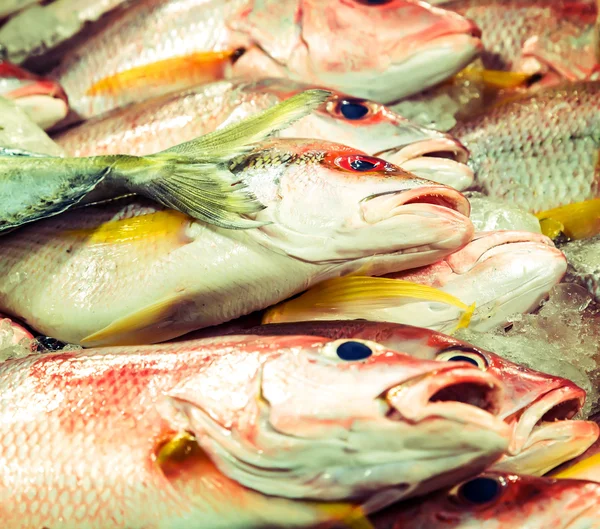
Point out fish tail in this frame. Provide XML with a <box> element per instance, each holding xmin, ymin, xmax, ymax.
<box><xmin>110</xmin><ymin>89</ymin><xmax>332</xmax><ymax>229</ymax></box>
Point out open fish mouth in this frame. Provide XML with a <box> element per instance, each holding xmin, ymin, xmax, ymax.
<box><xmin>360</xmin><ymin>185</ymin><xmax>471</xmax><ymax>225</ymax></box>
<box><xmin>375</xmin><ymin>138</ymin><xmax>473</xmax><ymax>191</ymax></box>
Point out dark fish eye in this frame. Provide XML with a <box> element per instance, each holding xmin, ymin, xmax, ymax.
<box><xmin>457</xmin><ymin>477</ymin><xmax>502</xmax><ymax>505</ymax></box>
<box><xmin>339</xmin><ymin>100</ymin><xmax>369</xmax><ymax>120</ymax></box>
<box><xmin>351</xmin><ymin>158</ymin><xmax>378</xmax><ymax>171</ymax></box>
<box><xmin>336</xmin><ymin>340</ymin><xmax>373</xmax><ymax>361</ymax></box>
<box><xmin>355</xmin><ymin>0</ymin><xmax>394</xmax><ymax>5</ymax></box>
<box><xmin>436</xmin><ymin>347</ymin><xmax>487</xmax><ymax>370</ymax></box>
<box><xmin>35</xmin><ymin>336</ymin><xmax>67</xmax><ymax>352</ymax></box>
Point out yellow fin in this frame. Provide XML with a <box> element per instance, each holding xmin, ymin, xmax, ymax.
<box><xmin>551</xmin><ymin>453</ymin><xmax>600</xmax><ymax>480</ymax></box>
<box><xmin>536</xmin><ymin>198</ymin><xmax>600</xmax><ymax>240</ymax></box>
<box><xmin>313</xmin><ymin>503</ymin><xmax>374</xmax><ymax>529</ymax></box>
<box><xmin>262</xmin><ymin>276</ymin><xmax>475</xmax><ymax>328</ymax></box>
<box><xmin>86</xmin><ymin>50</ymin><xmax>237</xmax><ymax>96</ymax></box>
<box><xmin>455</xmin><ymin>64</ymin><xmax>532</xmax><ymax>89</ymax></box>
<box><xmin>80</xmin><ymin>294</ymin><xmax>183</xmax><ymax>346</ymax></box>
<box><xmin>63</xmin><ymin>210</ymin><xmax>192</xmax><ymax>244</ymax></box>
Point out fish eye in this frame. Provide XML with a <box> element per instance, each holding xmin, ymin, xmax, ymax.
<box><xmin>321</xmin><ymin>339</ymin><xmax>375</xmax><ymax>361</ymax></box>
<box><xmin>454</xmin><ymin>476</ymin><xmax>504</xmax><ymax>506</ymax></box>
<box><xmin>327</xmin><ymin>98</ymin><xmax>373</xmax><ymax>120</ymax></box>
<box><xmin>332</xmin><ymin>154</ymin><xmax>389</xmax><ymax>173</ymax></box>
<box><xmin>35</xmin><ymin>336</ymin><xmax>67</xmax><ymax>352</ymax></box>
<box><xmin>354</xmin><ymin>0</ymin><xmax>394</xmax><ymax>5</ymax></box>
<box><xmin>436</xmin><ymin>347</ymin><xmax>487</xmax><ymax>370</ymax></box>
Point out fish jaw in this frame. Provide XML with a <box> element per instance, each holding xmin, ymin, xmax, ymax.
<box><xmin>231</xmin><ymin>0</ymin><xmax>483</xmax><ymax>103</ymax></box>
<box><xmin>166</xmin><ymin>339</ymin><xmax>509</xmax><ymax>505</ymax></box>
<box><xmin>0</xmin><ymin>62</ymin><xmax>69</xmax><ymax>130</ymax></box>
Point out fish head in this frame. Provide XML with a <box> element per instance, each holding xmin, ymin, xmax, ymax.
<box><xmin>237</xmin><ymin>138</ymin><xmax>473</xmax><ymax>270</ymax></box>
<box><xmin>230</xmin><ymin>0</ymin><xmax>483</xmax><ymax>102</ymax></box>
<box><xmin>390</xmin><ymin>231</ymin><xmax>567</xmax><ymax>331</ymax></box>
<box><xmin>243</xmin><ymin>79</ymin><xmax>474</xmax><ymax>189</ymax></box>
<box><xmin>164</xmin><ymin>335</ymin><xmax>509</xmax><ymax>504</ymax></box>
<box><xmin>383</xmin><ymin>472</ymin><xmax>600</xmax><ymax>529</ymax></box>
<box><xmin>517</xmin><ymin>3</ymin><xmax>599</xmax><ymax>85</ymax></box>
<box><xmin>0</xmin><ymin>61</ymin><xmax>68</xmax><ymax>130</ymax></box>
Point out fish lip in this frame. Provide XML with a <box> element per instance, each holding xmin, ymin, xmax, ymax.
<box><xmin>4</xmin><ymin>79</ymin><xmax>69</xmax><ymax>104</ymax></box>
<box><xmin>508</xmin><ymin>386</ymin><xmax>586</xmax><ymax>455</ymax></box>
<box><xmin>383</xmin><ymin>365</ymin><xmax>505</xmax><ymax>426</ymax></box>
<box><xmin>360</xmin><ymin>186</ymin><xmax>471</xmax><ymax>224</ymax></box>
<box><xmin>374</xmin><ymin>137</ymin><xmax>470</xmax><ymax>166</ymax></box>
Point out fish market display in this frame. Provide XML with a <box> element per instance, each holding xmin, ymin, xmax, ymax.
<box><xmin>0</xmin><ymin>96</ymin><xmax>65</xmax><ymax>155</ymax></box>
<box><xmin>453</xmin><ymin>81</ymin><xmax>600</xmax><ymax>211</ymax></box>
<box><xmin>264</xmin><ymin>231</ymin><xmax>565</xmax><ymax>333</ymax></box>
<box><xmin>54</xmin><ymin>78</ymin><xmax>475</xmax><ymax>190</ymax></box>
<box><xmin>0</xmin><ymin>335</ymin><xmax>510</xmax><ymax>528</ymax></box>
<box><xmin>0</xmin><ymin>60</ymin><xmax>68</xmax><ymax>130</ymax></box>
<box><xmin>0</xmin><ymin>90</ymin><xmax>330</xmax><ymax>232</ymax></box>
<box><xmin>430</xmin><ymin>0</ymin><xmax>599</xmax><ymax>83</ymax></box>
<box><xmin>562</xmin><ymin>235</ymin><xmax>600</xmax><ymax>302</ymax></box>
<box><xmin>371</xmin><ymin>472</ymin><xmax>600</xmax><ymax>529</ymax></box>
<box><xmin>0</xmin><ymin>144</ymin><xmax>473</xmax><ymax>345</ymax></box>
<box><xmin>196</xmin><ymin>320</ymin><xmax>599</xmax><ymax>477</ymax></box>
<box><xmin>46</xmin><ymin>0</ymin><xmax>483</xmax><ymax>120</ymax></box>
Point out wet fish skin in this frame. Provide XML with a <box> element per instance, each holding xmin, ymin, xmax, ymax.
<box><xmin>0</xmin><ymin>334</ymin><xmax>510</xmax><ymax>528</ymax></box>
<box><xmin>561</xmin><ymin>235</ymin><xmax>600</xmax><ymax>303</ymax></box>
<box><xmin>453</xmin><ymin>81</ymin><xmax>600</xmax><ymax>212</ymax></box>
<box><xmin>54</xmin><ymin>78</ymin><xmax>475</xmax><ymax>190</ymax></box>
<box><xmin>0</xmin><ymin>139</ymin><xmax>472</xmax><ymax>346</ymax></box>
<box><xmin>196</xmin><ymin>319</ymin><xmax>598</xmax><ymax>477</ymax></box>
<box><xmin>371</xmin><ymin>472</ymin><xmax>600</xmax><ymax>529</ymax></box>
<box><xmin>0</xmin><ymin>0</ymin><xmax>39</xmax><ymax>19</ymax></box>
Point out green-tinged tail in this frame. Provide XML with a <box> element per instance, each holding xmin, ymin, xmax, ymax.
<box><xmin>0</xmin><ymin>89</ymin><xmax>331</xmax><ymax>233</ymax></box>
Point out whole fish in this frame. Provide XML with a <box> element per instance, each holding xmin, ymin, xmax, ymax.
<box><xmin>0</xmin><ymin>60</ymin><xmax>68</xmax><ymax>130</ymax></box>
<box><xmin>0</xmin><ymin>334</ymin><xmax>510</xmax><ymax>528</ymax></box>
<box><xmin>195</xmin><ymin>319</ymin><xmax>599</xmax><ymax>477</ymax></box>
<box><xmin>54</xmin><ymin>78</ymin><xmax>475</xmax><ymax>190</ymax></box>
<box><xmin>430</xmin><ymin>0</ymin><xmax>599</xmax><ymax>83</ymax></box>
<box><xmin>0</xmin><ymin>89</ymin><xmax>330</xmax><ymax>232</ymax></box>
<box><xmin>0</xmin><ymin>137</ymin><xmax>473</xmax><ymax>345</ymax></box>
<box><xmin>48</xmin><ymin>0</ymin><xmax>483</xmax><ymax>120</ymax></box>
<box><xmin>264</xmin><ymin>231</ymin><xmax>566</xmax><ymax>333</ymax></box>
<box><xmin>453</xmin><ymin>81</ymin><xmax>600</xmax><ymax>212</ymax></box>
<box><xmin>561</xmin><ymin>235</ymin><xmax>600</xmax><ymax>302</ymax></box>
<box><xmin>371</xmin><ymin>472</ymin><xmax>600</xmax><ymax>529</ymax></box>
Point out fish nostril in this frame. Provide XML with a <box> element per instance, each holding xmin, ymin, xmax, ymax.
<box><xmin>537</xmin><ymin>398</ymin><xmax>582</xmax><ymax>425</ymax></box>
<box><xmin>429</xmin><ymin>381</ymin><xmax>499</xmax><ymax>414</ymax></box>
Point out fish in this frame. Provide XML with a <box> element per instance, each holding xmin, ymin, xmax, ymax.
<box><xmin>0</xmin><ymin>60</ymin><xmax>68</xmax><ymax>130</ymax></box>
<box><xmin>0</xmin><ymin>334</ymin><xmax>510</xmax><ymax>527</ymax></box>
<box><xmin>0</xmin><ymin>96</ymin><xmax>65</xmax><ymax>155</ymax></box>
<box><xmin>536</xmin><ymin>198</ymin><xmax>600</xmax><ymax>242</ymax></box>
<box><xmin>47</xmin><ymin>0</ymin><xmax>483</xmax><ymax>121</ymax></box>
<box><xmin>0</xmin><ymin>89</ymin><xmax>331</xmax><ymax>233</ymax></box>
<box><xmin>452</xmin><ymin>81</ymin><xmax>600</xmax><ymax>212</ymax></box>
<box><xmin>263</xmin><ymin>231</ymin><xmax>566</xmax><ymax>333</ymax></box>
<box><xmin>561</xmin><ymin>235</ymin><xmax>600</xmax><ymax>303</ymax></box>
<box><xmin>194</xmin><ymin>319</ymin><xmax>600</xmax><ymax>477</ymax></box>
<box><xmin>370</xmin><ymin>472</ymin><xmax>600</xmax><ymax>529</ymax></box>
<box><xmin>0</xmin><ymin>138</ymin><xmax>473</xmax><ymax>346</ymax></box>
<box><xmin>429</xmin><ymin>0</ymin><xmax>600</xmax><ymax>84</ymax></box>
<box><xmin>53</xmin><ymin>78</ymin><xmax>475</xmax><ymax>191</ymax></box>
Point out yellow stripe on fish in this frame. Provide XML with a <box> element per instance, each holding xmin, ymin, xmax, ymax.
<box><xmin>536</xmin><ymin>198</ymin><xmax>600</xmax><ymax>241</ymax></box>
<box><xmin>263</xmin><ymin>276</ymin><xmax>475</xmax><ymax>333</ymax></box>
<box><xmin>63</xmin><ymin>210</ymin><xmax>192</xmax><ymax>244</ymax></box>
<box><xmin>551</xmin><ymin>453</ymin><xmax>600</xmax><ymax>480</ymax></box>
<box><xmin>456</xmin><ymin>64</ymin><xmax>533</xmax><ymax>89</ymax></box>
<box><xmin>86</xmin><ymin>50</ymin><xmax>238</xmax><ymax>96</ymax></box>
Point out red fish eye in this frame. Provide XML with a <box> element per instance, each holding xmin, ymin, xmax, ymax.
<box><xmin>333</xmin><ymin>155</ymin><xmax>388</xmax><ymax>172</ymax></box>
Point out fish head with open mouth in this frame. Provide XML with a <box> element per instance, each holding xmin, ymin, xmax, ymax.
<box><xmin>376</xmin><ymin>472</ymin><xmax>600</xmax><ymax>528</ymax></box>
<box><xmin>0</xmin><ymin>61</ymin><xmax>68</xmax><ymax>130</ymax></box>
<box><xmin>166</xmin><ymin>334</ymin><xmax>509</xmax><ymax>506</ymax></box>
<box><xmin>246</xmin><ymin>79</ymin><xmax>474</xmax><ymax>190</ymax></box>
<box><xmin>230</xmin><ymin>0</ymin><xmax>483</xmax><ymax>102</ymax></box>
<box><xmin>234</xmin><ymin>139</ymin><xmax>474</xmax><ymax>271</ymax></box>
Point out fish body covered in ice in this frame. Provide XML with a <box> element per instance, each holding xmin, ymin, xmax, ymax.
<box><xmin>54</xmin><ymin>78</ymin><xmax>475</xmax><ymax>190</ymax></box>
<box><xmin>0</xmin><ymin>335</ymin><xmax>510</xmax><ymax>528</ymax></box>
<box><xmin>430</xmin><ymin>0</ymin><xmax>600</xmax><ymax>84</ymax></box>
<box><xmin>453</xmin><ymin>81</ymin><xmax>600</xmax><ymax>212</ymax></box>
<box><xmin>371</xmin><ymin>472</ymin><xmax>600</xmax><ymax>529</ymax></box>
<box><xmin>562</xmin><ymin>235</ymin><xmax>600</xmax><ymax>303</ymax></box>
<box><xmin>49</xmin><ymin>0</ymin><xmax>483</xmax><ymax>120</ymax></box>
<box><xmin>0</xmin><ymin>139</ymin><xmax>473</xmax><ymax>346</ymax></box>
<box><xmin>0</xmin><ymin>89</ymin><xmax>332</xmax><ymax>233</ymax></box>
<box><xmin>265</xmin><ymin>231</ymin><xmax>566</xmax><ymax>333</ymax></box>
<box><xmin>197</xmin><ymin>320</ymin><xmax>598</xmax><ymax>477</ymax></box>
<box><xmin>0</xmin><ymin>60</ymin><xmax>68</xmax><ymax>130</ymax></box>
